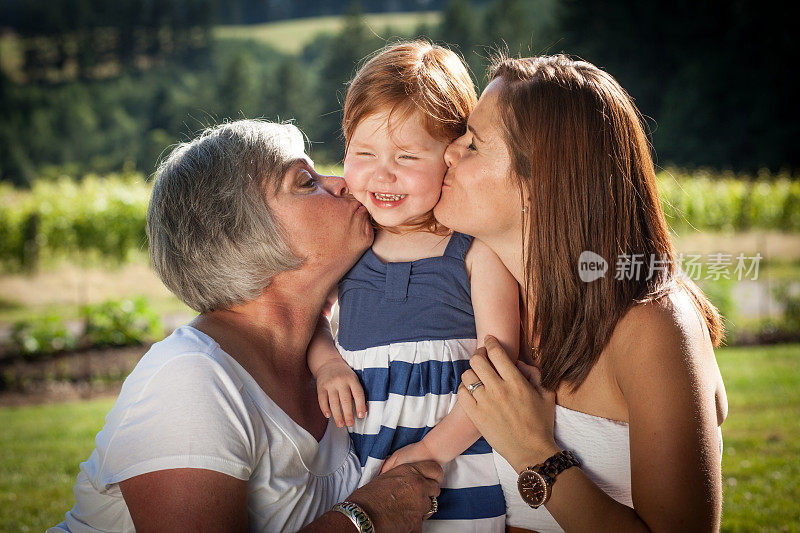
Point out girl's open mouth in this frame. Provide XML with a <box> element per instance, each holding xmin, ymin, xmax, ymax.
<box><xmin>370</xmin><ymin>192</ymin><xmax>408</xmax><ymax>207</ymax></box>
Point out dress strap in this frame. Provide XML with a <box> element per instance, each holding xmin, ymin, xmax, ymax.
<box><xmin>442</xmin><ymin>232</ymin><xmax>474</xmax><ymax>261</ymax></box>
<box><xmin>384</xmin><ymin>261</ymin><xmax>412</xmax><ymax>302</ymax></box>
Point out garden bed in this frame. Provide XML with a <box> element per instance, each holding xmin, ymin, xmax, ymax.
<box><xmin>0</xmin><ymin>344</ymin><xmax>149</xmax><ymax>406</ymax></box>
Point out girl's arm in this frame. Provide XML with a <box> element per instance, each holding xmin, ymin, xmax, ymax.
<box><xmin>308</xmin><ymin>311</ymin><xmax>367</xmax><ymax>428</ymax></box>
<box><xmin>466</xmin><ymin>237</ymin><xmax>521</xmax><ymax>359</ymax></box>
<box><xmin>382</xmin><ymin>239</ymin><xmax>520</xmax><ymax>469</ymax></box>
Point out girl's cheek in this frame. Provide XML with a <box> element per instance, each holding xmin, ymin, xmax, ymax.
<box><xmin>344</xmin><ymin>163</ymin><xmax>367</xmax><ymax>187</ymax></box>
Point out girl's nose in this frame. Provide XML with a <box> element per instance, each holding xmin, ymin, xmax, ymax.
<box><xmin>375</xmin><ymin>161</ymin><xmax>396</xmax><ymax>183</ymax></box>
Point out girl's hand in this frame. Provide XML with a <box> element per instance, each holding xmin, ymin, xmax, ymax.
<box><xmin>315</xmin><ymin>359</ymin><xmax>367</xmax><ymax>428</ymax></box>
<box><xmin>380</xmin><ymin>441</ymin><xmax>436</xmax><ymax>474</ymax></box>
<box><xmin>457</xmin><ymin>335</ymin><xmax>560</xmax><ymax>472</ymax></box>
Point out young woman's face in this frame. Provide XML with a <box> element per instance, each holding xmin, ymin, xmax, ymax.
<box><xmin>343</xmin><ymin>110</ymin><xmax>449</xmax><ymax>229</ymax></box>
<box><xmin>435</xmin><ymin>79</ymin><xmax>522</xmax><ymax>241</ymax></box>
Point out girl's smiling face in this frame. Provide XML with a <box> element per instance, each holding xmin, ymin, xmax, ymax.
<box><xmin>343</xmin><ymin>109</ymin><xmax>449</xmax><ymax>230</ymax></box>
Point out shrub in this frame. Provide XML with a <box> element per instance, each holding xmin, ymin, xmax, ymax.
<box><xmin>10</xmin><ymin>314</ymin><xmax>78</xmax><ymax>356</ymax></box>
<box><xmin>82</xmin><ymin>297</ymin><xmax>163</xmax><ymax>347</ymax></box>
<box><xmin>6</xmin><ymin>297</ymin><xmax>163</xmax><ymax>357</ymax></box>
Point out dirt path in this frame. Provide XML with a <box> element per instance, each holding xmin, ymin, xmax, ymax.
<box><xmin>0</xmin><ymin>344</ymin><xmax>148</xmax><ymax>407</ymax></box>
<box><xmin>672</xmin><ymin>231</ymin><xmax>800</xmax><ymax>260</ymax></box>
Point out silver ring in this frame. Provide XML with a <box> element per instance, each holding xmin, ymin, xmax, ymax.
<box><xmin>424</xmin><ymin>496</ymin><xmax>438</xmax><ymax>519</ymax></box>
<box><xmin>466</xmin><ymin>380</ymin><xmax>484</xmax><ymax>393</ymax></box>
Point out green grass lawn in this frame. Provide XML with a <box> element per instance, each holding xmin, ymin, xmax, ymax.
<box><xmin>0</xmin><ymin>399</ymin><xmax>114</xmax><ymax>532</ymax></box>
<box><xmin>214</xmin><ymin>11</ymin><xmax>441</xmax><ymax>55</ymax></box>
<box><xmin>717</xmin><ymin>344</ymin><xmax>800</xmax><ymax>531</ymax></box>
<box><xmin>1</xmin><ymin>344</ymin><xmax>798</xmax><ymax>531</ymax></box>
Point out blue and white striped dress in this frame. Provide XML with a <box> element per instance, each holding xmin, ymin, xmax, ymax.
<box><xmin>336</xmin><ymin>232</ymin><xmax>506</xmax><ymax>532</ymax></box>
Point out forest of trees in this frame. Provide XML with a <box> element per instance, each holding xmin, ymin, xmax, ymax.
<box><xmin>0</xmin><ymin>0</ymin><xmax>795</xmax><ymax>186</ymax></box>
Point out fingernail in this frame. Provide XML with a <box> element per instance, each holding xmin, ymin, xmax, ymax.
<box><xmin>324</xmin><ymin>412</ymin><xmax>331</xmax><ymax>418</ymax></box>
<box><xmin>358</xmin><ymin>412</ymin><xmax>365</xmax><ymax>418</ymax></box>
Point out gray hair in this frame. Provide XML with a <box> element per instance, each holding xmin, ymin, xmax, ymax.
<box><xmin>146</xmin><ymin>119</ymin><xmax>305</xmax><ymax>313</ymax></box>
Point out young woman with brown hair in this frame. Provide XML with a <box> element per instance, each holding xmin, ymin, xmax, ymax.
<box><xmin>435</xmin><ymin>55</ymin><xmax>728</xmax><ymax>532</ymax></box>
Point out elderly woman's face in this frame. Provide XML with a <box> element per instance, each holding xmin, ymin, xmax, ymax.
<box><xmin>268</xmin><ymin>157</ymin><xmax>372</xmax><ymax>278</ymax></box>
<box><xmin>434</xmin><ymin>79</ymin><xmax>522</xmax><ymax>242</ymax></box>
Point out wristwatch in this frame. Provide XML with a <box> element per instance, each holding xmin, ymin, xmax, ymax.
<box><xmin>517</xmin><ymin>450</ymin><xmax>581</xmax><ymax>509</ymax></box>
<box><xmin>331</xmin><ymin>501</ymin><xmax>375</xmax><ymax>533</ymax></box>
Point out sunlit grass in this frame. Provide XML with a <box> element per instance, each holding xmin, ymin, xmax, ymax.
<box><xmin>0</xmin><ymin>398</ymin><xmax>115</xmax><ymax>532</ymax></box>
<box><xmin>214</xmin><ymin>11</ymin><xmax>441</xmax><ymax>55</ymax></box>
<box><xmin>717</xmin><ymin>344</ymin><xmax>800</xmax><ymax>531</ymax></box>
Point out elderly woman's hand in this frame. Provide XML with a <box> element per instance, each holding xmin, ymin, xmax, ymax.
<box><xmin>347</xmin><ymin>461</ymin><xmax>443</xmax><ymax>532</ymax></box>
<box><xmin>458</xmin><ymin>335</ymin><xmax>560</xmax><ymax>473</ymax></box>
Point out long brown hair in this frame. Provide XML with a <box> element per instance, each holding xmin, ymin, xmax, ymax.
<box><xmin>490</xmin><ymin>54</ymin><xmax>723</xmax><ymax>391</ymax></box>
<box><xmin>342</xmin><ymin>40</ymin><xmax>477</xmax><ymax>234</ymax></box>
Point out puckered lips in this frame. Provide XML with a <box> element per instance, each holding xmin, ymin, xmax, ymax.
<box><xmin>370</xmin><ymin>191</ymin><xmax>408</xmax><ymax>208</ymax></box>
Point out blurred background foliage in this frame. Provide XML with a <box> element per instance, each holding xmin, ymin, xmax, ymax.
<box><xmin>0</xmin><ymin>0</ymin><xmax>797</xmax><ymax>354</ymax></box>
<box><xmin>0</xmin><ymin>0</ymin><xmax>796</xmax><ymax>186</ymax></box>
<box><xmin>0</xmin><ymin>0</ymin><xmax>796</xmax><ymax>350</ymax></box>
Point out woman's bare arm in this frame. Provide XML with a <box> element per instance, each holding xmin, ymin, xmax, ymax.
<box><xmin>122</xmin><ymin>461</ymin><xmax>444</xmax><ymax>533</ymax></box>
<box><xmin>120</xmin><ymin>469</ymin><xmax>248</xmax><ymax>533</ymax></box>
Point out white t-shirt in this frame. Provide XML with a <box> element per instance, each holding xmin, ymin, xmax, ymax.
<box><xmin>48</xmin><ymin>325</ymin><xmax>361</xmax><ymax>533</ymax></box>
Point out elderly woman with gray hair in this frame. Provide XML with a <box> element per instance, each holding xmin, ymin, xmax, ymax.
<box><xmin>48</xmin><ymin>119</ymin><xmax>443</xmax><ymax>533</ymax></box>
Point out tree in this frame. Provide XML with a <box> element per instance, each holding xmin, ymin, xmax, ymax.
<box><xmin>483</xmin><ymin>0</ymin><xmax>535</xmax><ymax>56</ymax></box>
<box><xmin>440</xmin><ymin>0</ymin><xmax>480</xmax><ymax>54</ymax></box>
<box><xmin>315</xmin><ymin>3</ymin><xmax>380</xmax><ymax>161</ymax></box>
<box><xmin>559</xmin><ymin>0</ymin><xmax>798</xmax><ymax>171</ymax></box>
<box><xmin>218</xmin><ymin>52</ymin><xmax>256</xmax><ymax>120</ymax></box>
<box><xmin>438</xmin><ymin>0</ymin><xmax>483</xmax><ymax>83</ymax></box>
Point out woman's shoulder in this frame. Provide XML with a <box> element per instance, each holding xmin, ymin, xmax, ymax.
<box><xmin>611</xmin><ymin>287</ymin><xmax>712</xmax><ymax>356</ymax></box>
<box><xmin>108</xmin><ymin>326</ymin><xmax>263</xmax><ymax>445</ymax></box>
<box><xmin>132</xmin><ymin>326</ymin><xmax>244</xmax><ymax>391</ymax></box>
<box><xmin>606</xmin><ymin>287</ymin><xmax>727</xmax><ymax>423</ymax></box>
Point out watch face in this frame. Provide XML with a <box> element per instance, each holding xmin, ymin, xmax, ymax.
<box><xmin>518</xmin><ymin>469</ymin><xmax>550</xmax><ymax>509</ymax></box>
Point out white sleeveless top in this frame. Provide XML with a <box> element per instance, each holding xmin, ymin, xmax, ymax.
<box><xmin>494</xmin><ymin>404</ymin><xmax>723</xmax><ymax>531</ymax></box>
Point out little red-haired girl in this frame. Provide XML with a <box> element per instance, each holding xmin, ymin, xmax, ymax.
<box><xmin>308</xmin><ymin>41</ymin><xmax>519</xmax><ymax>531</ymax></box>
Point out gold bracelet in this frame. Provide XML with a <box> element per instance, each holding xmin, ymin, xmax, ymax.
<box><xmin>331</xmin><ymin>501</ymin><xmax>375</xmax><ymax>533</ymax></box>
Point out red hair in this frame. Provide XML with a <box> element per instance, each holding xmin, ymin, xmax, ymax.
<box><xmin>343</xmin><ymin>40</ymin><xmax>477</xmax><ymax>234</ymax></box>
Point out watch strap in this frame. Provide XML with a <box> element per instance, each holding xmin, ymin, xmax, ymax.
<box><xmin>534</xmin><ymin>449</ymin><xmax>581</xmax><ymax>485</ymax></box>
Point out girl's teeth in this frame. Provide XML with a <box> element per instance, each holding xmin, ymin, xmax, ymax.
<box><xmin>373</xmin><ymin>193</ymin><xmax>407</xmax><ymax>201</ymax></box>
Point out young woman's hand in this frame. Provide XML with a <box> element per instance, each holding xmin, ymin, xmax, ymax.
<box><xmin>315</xmin><ymin>358</ymin><xmax>367</xmax><ymax>428</ymax></box>
<box><xmin>458</xmin><ymin>335</ymin><xmax>559</xmax><ymax>472</ymax></box>
<box><xmin>380</xmin><ymin>440</ymin><xmax>437</xmax><ymax>474</ymax></box>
